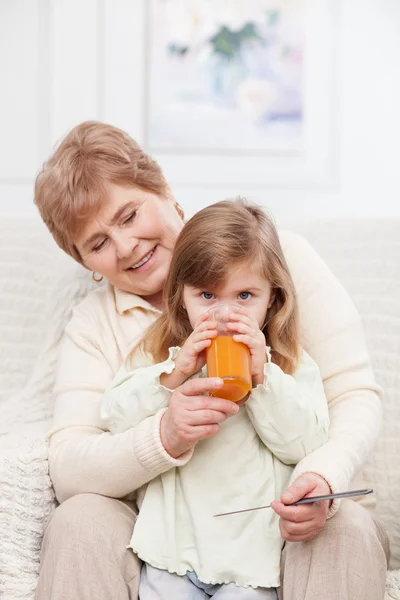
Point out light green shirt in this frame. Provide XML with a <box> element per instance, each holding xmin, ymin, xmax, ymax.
<box><xmin>101</xmin><ymin>346</ymin><xmax>329</xmax><ymax>588</ymax></box>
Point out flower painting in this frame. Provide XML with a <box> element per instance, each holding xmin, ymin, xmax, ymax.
<box><xmin>146</xmin><ymin>0</ymin><xmax>306</xmax><ymax>153</ymax></box>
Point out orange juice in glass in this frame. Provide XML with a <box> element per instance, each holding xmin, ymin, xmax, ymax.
<box><xmin>206</xmin><ymin>305</ymin><xmax>252</xmax><ymax>402</ymax></box>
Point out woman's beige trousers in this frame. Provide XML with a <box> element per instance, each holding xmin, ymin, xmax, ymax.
<box><xmin>34</xmin><ymin>494</ymin><xmax>389</xmax><ymax>600</ymax></box>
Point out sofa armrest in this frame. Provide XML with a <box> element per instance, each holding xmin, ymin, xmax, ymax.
<box><xmin>0</xmin><ymin>438</ymin><xmax>57</xmax><ymax>598</ymax></box>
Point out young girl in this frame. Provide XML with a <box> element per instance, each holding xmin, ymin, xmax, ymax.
<box><xmin>101</xmin><ymin>199</ymin><xmax>330</xmax><ymax>599</ymax></box>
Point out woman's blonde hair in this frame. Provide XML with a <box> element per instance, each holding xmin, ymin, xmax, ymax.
<box><xmin>34</xmin><ymin>121</ymin><xmax>168</xmax><ymax>265</ymax></box>
<box><xmin>144</xmin><ymin>199</ymin><xmax>300</xmax><ymax>375</ymax></box>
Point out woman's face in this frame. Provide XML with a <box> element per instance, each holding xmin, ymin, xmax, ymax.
<box><xmin>76</xmin><ymin>183</ymin><xmax>184</xmax><ymax>306</ymax></box>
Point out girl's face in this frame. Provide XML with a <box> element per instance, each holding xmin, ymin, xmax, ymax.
<box><xmin>182</xmin><ymin>262</ymin><xmax>273</xmax><ymax>328</ymax></box>
<box><xmin>76</xmin><ymin>183</ymin><xmax>184</xmax><ymax>307</ymax></box>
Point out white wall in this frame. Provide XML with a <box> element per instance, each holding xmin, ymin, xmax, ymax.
<box><xmin>0</xmin><ymin>0</ymin><xmax>399</xmax><ymax>222</ymax></box>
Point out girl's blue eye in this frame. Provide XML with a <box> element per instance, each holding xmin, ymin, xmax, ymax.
<box><xmin>201</xmin><ymin>292</ymin><xmax>214</xmax><ymax>300</ymax></box>
<box><xmin>238</xmin><ymin>292</ymin><xmax>252</xmax><ymax>300</ymax></box>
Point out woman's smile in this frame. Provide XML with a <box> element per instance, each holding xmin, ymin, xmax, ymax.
<box><xmin>127</xmin><ymin>245</ymin><xmax>157</xmax><ymax>273</ymax></box>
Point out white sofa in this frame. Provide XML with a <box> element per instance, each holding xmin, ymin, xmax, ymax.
<box><xmin>0</xmin><ymin>216</ymin><xmax>399</xmax><ymax>599</ymax></box>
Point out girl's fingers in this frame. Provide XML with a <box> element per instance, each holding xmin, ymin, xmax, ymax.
<box><xmin>227</xmin><ymin>321</ymin><xmax>255</xmax><ymax>336</ymax></box>
<box><xmin>191</xmin><ymin>312</ymin><xmax>209</xmax><ymax>331</ymax></box>
<box><xmin>194</xmin><ymin>313</ymin><xmax>216</xmax><ymax>329</ymax></box>
<box><xmin>201</xmin><ymin>319</ymin><xmax>218</xmax><ymax>330</ymax></box>
<box><xmin>193</xmin><ymin>328</ymin><xmax>218</xmax><ymax>342</ymax></box>
<box><xmin>192</xmin><ymin>324</ymin><xmax>218</xmax><ymax>338</ymax></box>
<box><xmin>229</xmin><ymin>312</ymin><xmax>257</xmax><ymax>327</ymax></box>
<box><xmin>194</xmin><ymin>339</ymin><xmax>211</xmax><ymax>352</ymax></box>
<box><xmin>191</xmin><ymin>332</ymin><xmax>217</xmax><ymax>352</ymax></box>
<box><xmin>229</xmin><ymin>312</ymin><xmax>252</xmax><ymax>325</ymax></box>
<box><xmin>198</xmin><ymin>311</ymin><xmax>210</xmax><ymax>323</ymax></box>
<box><xmin>228</xmin><ymin>315</ymin><xmax>260</xmax><ymax>334</ymax></box>
<box><xmin>232</xmin><ymin>334</ymin><xmax>259</xmax><ymax>348</ymax></box>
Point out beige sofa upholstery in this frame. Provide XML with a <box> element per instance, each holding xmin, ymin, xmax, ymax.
<box><xmin>0</xmin><ymin>216</ymin><xmax>399</xmax><ymax>598</ymax></box>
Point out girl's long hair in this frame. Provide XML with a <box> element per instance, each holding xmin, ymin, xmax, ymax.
<box><xmin>143</xmin><ymin>199</ymin><xmax>300</xmax><ymax>374</ymax></box>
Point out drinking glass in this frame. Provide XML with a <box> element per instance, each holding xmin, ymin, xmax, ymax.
<box><xmin>206</xmin><ymin>304</ymin><xmax>252</xmax><ymax>402</ymax></box>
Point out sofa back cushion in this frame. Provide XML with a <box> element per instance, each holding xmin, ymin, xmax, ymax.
<box><xmin>293</xmin><ymin>219</ymin><xmax>400</xmax><ymax>568</ymax></box>
<box><xmin>0</xmin><ymin>218</ymin><xmax>62</xmax><ymax>402</ymax></box>
<box><xmin>0</xmin><ymin>217</ymin><xmax>96</xmax><ymax>445</ymax></box>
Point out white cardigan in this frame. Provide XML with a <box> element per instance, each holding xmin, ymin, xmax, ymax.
<box><xmin>48</xmin><ymin>231</ymin><xmax>382</xmax><ymax>518</ymax></box>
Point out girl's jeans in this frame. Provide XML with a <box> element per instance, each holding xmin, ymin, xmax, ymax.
<box><xmin>139</xmin><ymin>563</ymin><xmax>278</xmax><ymax>599</ymax></box>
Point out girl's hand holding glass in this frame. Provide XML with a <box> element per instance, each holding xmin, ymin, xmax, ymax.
<box><xmin>227</xmin><ymin>307</ymin><xmax>268</xmax><ymax>386</ymax></box>
<box><xmin>174</xmin><ymin>312</ymin><xmax>218</xmax><ymax>379</ymax></box>
<box><xmin>160</xmin><ymin>313</ymin><xmax>218</xmax><ymax>390</ymax></box>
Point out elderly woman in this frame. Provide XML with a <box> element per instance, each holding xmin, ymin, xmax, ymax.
<box><xmin>34</xmin><ymin>121</ymin><xmax>388</xmax><ymax>600</ymax></box>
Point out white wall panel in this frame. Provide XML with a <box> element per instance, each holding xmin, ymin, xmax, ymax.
<box><xmin>51</xmin><ymin>0</ymin><xmax>100</xmax><ymax>144</ymax></box>
<box><xmin>0</xmin><ymin>183</ymin><xmax>39</xmax><ymax>216</ymax></box>
<box><xmin>0</xmin><ymin>1</ymin><xmax>41</xmax><ymax>180</ymax></box>
<box><xmin>0</xmin><ymin>0</ymin><xmax>399</xmax><ymax>219</ymax></box>
<box><xmin>103</xmin><ymin>0</ymin><xmax>146</xmax><ymax>141</ymax></box>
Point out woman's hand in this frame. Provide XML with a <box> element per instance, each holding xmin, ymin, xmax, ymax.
<box><xmin>174</xmin><ymin>312</ymin><xmax>218</xmax><ymax>379</ymax></box>
<box><xmin>160</xmin><ymin>376</ymin><xmax>239</xmax><ymax>458</ymax></box>
<box><xmin>227</xmin><ymin>308</ymin><xmax>267</xmax><ymax>386</ymax></box>
<box><xmin>270</xmin><ymin>473</ymin><xmax>331</xmax><ymax>542</ymax></box>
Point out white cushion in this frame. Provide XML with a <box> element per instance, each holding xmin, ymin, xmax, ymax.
<box><xmin>290</xmin><ymin>219</ymin><xmax>400</xmax><ymax>569</ymax></box>
<box><xmin>0</xmin><ymin>218</ymin><xmax>58</xmax><ymax>403</ymax></box>
<box><xmin>0</xmin><ymin>218</ymin><xmax>97</xmax><ymax>451</ymax></box>
<box><xmin>0</xmin><ymin>439</ymin><xmax>56</xmax><ymax>598</ymax></box>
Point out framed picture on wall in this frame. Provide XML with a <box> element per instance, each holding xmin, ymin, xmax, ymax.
<box><xmin>146</xmin><ymin>1</ymin><xmax>305</xmax><ymax>155</ymax></box>
<box><xmin>101</xmin><ymin>0</ymin><xmax>337</xmax><ymax>188</ymax></box>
